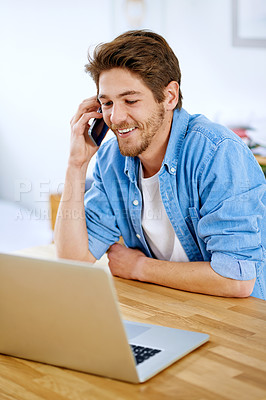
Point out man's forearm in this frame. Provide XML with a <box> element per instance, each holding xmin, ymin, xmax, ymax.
<box><xmin>137</xmin><ymin>257</ymin><xmax>255</xmax><ymax>298</ymax></box>
<box><xmin>54</xmin><ymin>163</ymin><xmax>96</xmax><ymax>263</ymax></box>
<box><xmin>55</xmin><ymin>96</ymin><xmax>103</xmax><ymax>262</ymax></box>
<box><xmin>107</xmin><ymin>244</ymin><xmax>255</xmax><ymax>298</ymax></box>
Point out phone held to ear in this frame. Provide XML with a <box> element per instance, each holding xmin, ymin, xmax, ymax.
<box><xmin>88</xmin><ymin>108</ymin><xmax>109</xmax><ymax>146</ymax></box>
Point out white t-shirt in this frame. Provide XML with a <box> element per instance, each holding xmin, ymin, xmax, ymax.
<box><xmin>139</xmin><ymin>166</ymin><xmax>189</xmax><ymax>262</ymax></box>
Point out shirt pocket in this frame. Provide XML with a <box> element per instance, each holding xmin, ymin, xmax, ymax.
<box><xmin>185</xmin><ymin>207</ymin><xmax>200</xmax><ymax>235</ymax></box>
<box><xmin>185</xmin><ymin>207</ymin><xmax>200</xmax><ymax>243</ymax></box>
<box><xmin>185</xmin><ymin>207</ymin><xmax>211</xmax><ymax>261</ymax></box>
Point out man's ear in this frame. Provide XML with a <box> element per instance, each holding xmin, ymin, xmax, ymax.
<box><xmin>164</xmin><ymin>81</ymin><xmax>179</xmax><ymax>110</ymax></box>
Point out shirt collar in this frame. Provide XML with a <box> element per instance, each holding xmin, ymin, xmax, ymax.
<box><xmin>124</xmin><ymin>156</ymin><xmax>140</xmax><ymax>183</ymax></box>
<box><xmin>162</xmin><ymin>108</ymin><xmax>189</xmax><ymax>175</ymax></box>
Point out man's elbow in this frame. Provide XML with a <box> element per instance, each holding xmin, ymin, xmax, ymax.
<box><xmin>231</xmin><ymin>278</ymin><xmax>256</xmax><ymax>298</ymax></box>
<box><xmin>55</xmin><ymin>241</ymin><xmax>97</xmax><ymax>264</ymax></box>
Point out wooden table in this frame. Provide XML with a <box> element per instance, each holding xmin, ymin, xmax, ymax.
<box><xmin>1</xmin><ymin>245</ymin><xmax>266</xmax><ymax>400</ymax></box>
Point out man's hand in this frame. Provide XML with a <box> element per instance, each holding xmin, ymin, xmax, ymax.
<box><xmin>69</xmin><ymin>96</ymin><xmax>103</xmax><ymax>169</ymax></box>
<box><xmin>107</xmin><ymin>243</ymin><xmax>255</xmax><ymax>298</ymax></box>
<box><xmin>54</xmin><ymin>97</ymin><xmax>103</xmax><ymax>263</ymax></box>
<box><xmin>107</xmin><ymin>243</ymin><xmax>146</xmax><ymax>280</ymax></box>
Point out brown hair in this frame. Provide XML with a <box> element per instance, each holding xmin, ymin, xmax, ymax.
<box><xmin>85</xmin><ymin>30</ymin><xmax>183</xmax><ymax>110</ymax></box>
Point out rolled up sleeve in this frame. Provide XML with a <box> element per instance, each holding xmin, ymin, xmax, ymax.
<box><xmin>210</xmin><ymin>252</ymin><xmax>256</xmax><ymax>280</ymax></box>
<box><xmin>84</xmin><ymin>160</ymin><xmax>121</xmax><ymax>260</ymax></box>
<box><xmin>197</xmin><ymin>138</ymin><xmax>266</xmax><ymax>281</ymax></box>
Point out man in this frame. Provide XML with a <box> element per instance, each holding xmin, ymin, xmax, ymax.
<box><xmin>55</xmin><ymin>30</ymin><xmax>266</xmax><ymax>299</ymax></box>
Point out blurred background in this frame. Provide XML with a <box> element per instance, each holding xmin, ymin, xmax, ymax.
<box><xmin>0</xmin><ymin>0</ymin><xmax>266</xmax><ymax>251</ymax></box>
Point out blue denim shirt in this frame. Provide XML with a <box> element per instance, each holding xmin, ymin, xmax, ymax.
<box><xmin>84</xmin><ymin>108</ymin><xmax>266</xmax><ymax>300</ymax></box>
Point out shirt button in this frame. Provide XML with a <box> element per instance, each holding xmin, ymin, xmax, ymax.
<box><xmin>133</xmin><ymin>199</ymin><xmax>139</xmax><ymax>206</ymax></box>
<box><xmin>170</xmin><ymin>167</ymin><xmax>176</xmax><ymax>173</ymax></box>
<box><xmin>136</xmin><ymin>234</ymin><xmax>141</xmax><ymax>239</ymax></box>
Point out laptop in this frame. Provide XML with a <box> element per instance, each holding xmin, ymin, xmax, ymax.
<box><xmin>0</xmin><ymin>253</ymin><xmax>209</xmax><ymax>383</ymax></box>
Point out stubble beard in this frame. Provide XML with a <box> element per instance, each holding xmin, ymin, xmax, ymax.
<box><xmin>112</xmin><ymin>104</ymin><xmax>166</xmax><ymax>158</ymax></box>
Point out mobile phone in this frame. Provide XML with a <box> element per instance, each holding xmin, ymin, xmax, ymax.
<box><xmin>88</xmin><ymin>108</ymin><xmax>109</xmax><ymax>146</ymax></box>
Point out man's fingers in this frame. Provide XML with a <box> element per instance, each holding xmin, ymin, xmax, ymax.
<box><xmin>71</xmin><ymin>97</ymin><xmax>99</xmax><ymax>126</ymax></box>
<box><xmin>71</xmin><ymin>113</ymin><xmax>92</xmax><ymax>137</ymax></box>
<box><xmin>72</xmin><ymin>111</ymin><xmax>103</xmax><ymax>137</ymax></box>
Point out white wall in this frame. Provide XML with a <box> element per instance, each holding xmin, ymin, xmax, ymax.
<box><xmin>0</xmin><ymin>0</ymin><xmax>265</xmax><ymax>216</ymax></box>
<box><xmin>165</xmin><ymin>0</ymin><xmax>266</xmax><ymax>123</ymax></box>
<box><xmin>0</xmin><ymin>0</ymin><xmax>112</xmax><ymax>214</ymax></box>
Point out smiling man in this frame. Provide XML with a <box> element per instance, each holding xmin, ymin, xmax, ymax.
<box><xmin>55</xmin><ymin>30</ymin><xmax>266</xmax><ymax>299</ymax></box>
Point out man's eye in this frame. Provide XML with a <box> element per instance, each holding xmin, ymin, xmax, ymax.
<box><xmin>126</xmin><ymin>100</ymin><xmax>138</xmax><ymax>104</ymax></box>
<box><xmin>102</xmin><ymin>101</ymin><xmax>112</xmax><ymax>107</ymax></box>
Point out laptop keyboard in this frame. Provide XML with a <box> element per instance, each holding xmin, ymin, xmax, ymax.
<box><xmin>130</xmin><ymin>344</ymin><xmax>162</xmax><ymax>365</ymax></box>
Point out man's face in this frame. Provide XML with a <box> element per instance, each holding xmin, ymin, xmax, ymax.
<box><xmin>98</xmin><ymin>68</ymin><xmax>166</xmax><ymax>157</ymax></box>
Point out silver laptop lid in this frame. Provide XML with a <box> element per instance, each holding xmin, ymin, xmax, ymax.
<box><xmin>0</xmin><ymin>253</ymin><xmax>139</xmax><ymax>382</ymax></box>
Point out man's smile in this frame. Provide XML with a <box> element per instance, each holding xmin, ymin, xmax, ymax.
<box><xmin>117</xmin><ymin>127</ymin><xmax>136</xmax><ymax>134</ymax></box>
<box><xmin>117</xmin><ymin>127</ymin><xmax>138</xmax><ymax>138</ymax></box>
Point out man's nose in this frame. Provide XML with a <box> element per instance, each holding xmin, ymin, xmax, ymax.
<box><xmin>110</xmin><ymin>104</ymin><xmax>127</xmax><ymax>126</ymax></box>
